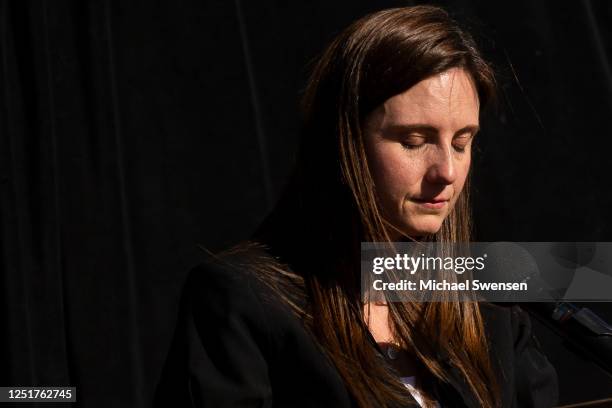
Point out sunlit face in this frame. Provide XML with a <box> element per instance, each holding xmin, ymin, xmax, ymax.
<box><xmin>363</xmin><ymin>68</ymin><xmax>480</xmax><ymax>239</ymax></box>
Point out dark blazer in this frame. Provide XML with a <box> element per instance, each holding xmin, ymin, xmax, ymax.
<box><xmin>154</xmin><ymin>255</ymin><xmax>559</xmax><ymax>408</ymax></box>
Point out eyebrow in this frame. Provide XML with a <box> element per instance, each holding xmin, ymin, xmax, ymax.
<box><xmin>384</xmin><ymin>124</ymin><xmax>480</xmax><ymax>137</ymax></box>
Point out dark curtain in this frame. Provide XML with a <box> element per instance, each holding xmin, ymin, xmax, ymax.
<box><xmin>1</xmin><ymin>1</ymin><xmax>611</xmax><ymax>407</ymax></box>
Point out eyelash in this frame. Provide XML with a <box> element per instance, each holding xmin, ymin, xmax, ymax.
<box><xmin>401</xmin><ymin>142</ymin><xmax>424</xmax><ymax>150</ymax></box>
<box><xmin>401</xmin><ymin>141</ymin><xmax>468</xmax><ymax>153</ymax></box>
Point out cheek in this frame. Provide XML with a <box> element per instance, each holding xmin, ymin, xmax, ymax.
<box><xmin>368</xmin><ymin>145</ymin><xmax>424</xmax><ymax>199</ymax></box>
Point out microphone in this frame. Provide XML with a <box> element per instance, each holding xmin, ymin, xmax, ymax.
<box><xmin>482</xmin><ymin>242</ymin><xmax>612</xmax><ymax>376</ymax></box>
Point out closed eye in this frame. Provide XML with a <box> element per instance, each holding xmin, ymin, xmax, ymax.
<box><xmin>401</xmin><ymin>135</ymin><xmax>427</xmax><ymax>150</ymax></box>
<box><xmin>452</xmin><ymin>134</ymin><xmax>474</xmax><ymax>153</ymax></box>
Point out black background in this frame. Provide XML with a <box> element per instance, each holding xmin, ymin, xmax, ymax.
<box><xmin>1</xmin><ymin>1</ymin><xmax>611</xmax><ymax>406</ymax></box>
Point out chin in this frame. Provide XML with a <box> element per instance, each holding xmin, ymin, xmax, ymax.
<box><xmin>400</xmin><ymin>217</ymin><xmax>443</xmax><ymax>237</ymax></box>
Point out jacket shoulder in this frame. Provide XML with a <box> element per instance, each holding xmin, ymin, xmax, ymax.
<box><xmin>158</xmin><ymin>249</ymin><xmax>354</xmax><ymax>407</ymax></box>
<box><xmin>183</xmin><ymin>250</ymin><xmax>279</xmax><ymax>335</ymax></box>
<box><xmin>155</xmin><ymin>251</ymin><xmax>277</xmax><ymax>407</ymax></box>
<box><xmin>183</xmin><ymin>247</ymin><xmax>304</xmax><ymax>350</ymax></box>
<box><xmin>185</xmin><ymin>253</ymin><xmax>263</xmax><ymax>304</ymax></box>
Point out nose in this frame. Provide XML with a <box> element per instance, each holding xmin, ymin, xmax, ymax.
<box><xmin>425</xmin><ymin>145</ymin><xmax>456</xmax><ymax>185</ymax></box>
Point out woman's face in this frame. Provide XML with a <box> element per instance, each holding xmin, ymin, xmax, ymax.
<box><xmin>363</xmin><ymin>68</ymin><xmax>480</xmax><ymax>239</ymax></box>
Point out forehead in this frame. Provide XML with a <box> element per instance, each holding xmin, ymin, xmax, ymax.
<box><xmin>378</xmin><ymin>68</ymin><xmax>480</xmax><ymax>128</ymax></box>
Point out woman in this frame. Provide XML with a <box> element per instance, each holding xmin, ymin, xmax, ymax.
<box><xmin>155</xmin><ymin>6</ymin><xmax>558</xmax><ymax>408</ymax></box>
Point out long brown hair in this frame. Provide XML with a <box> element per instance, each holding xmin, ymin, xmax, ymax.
<box><xmin>222</xmin><ymin>6</ymin><xmax>498</xmax><ymax>408</ymax></box>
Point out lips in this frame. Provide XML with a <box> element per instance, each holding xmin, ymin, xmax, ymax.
<box><xmin>411</xmin><ymin>197</ymin><xmax>449</xmax><ymax>210</ymax></box>
<box><xmin>411</xmin><ymin>197</ymin><xmax>450</xmax><ymax>203</ymax></box>
<box><xmin>410</xmin><ymin>196</ymin><xmax>450</xmax><ymax>210</ymax></box>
